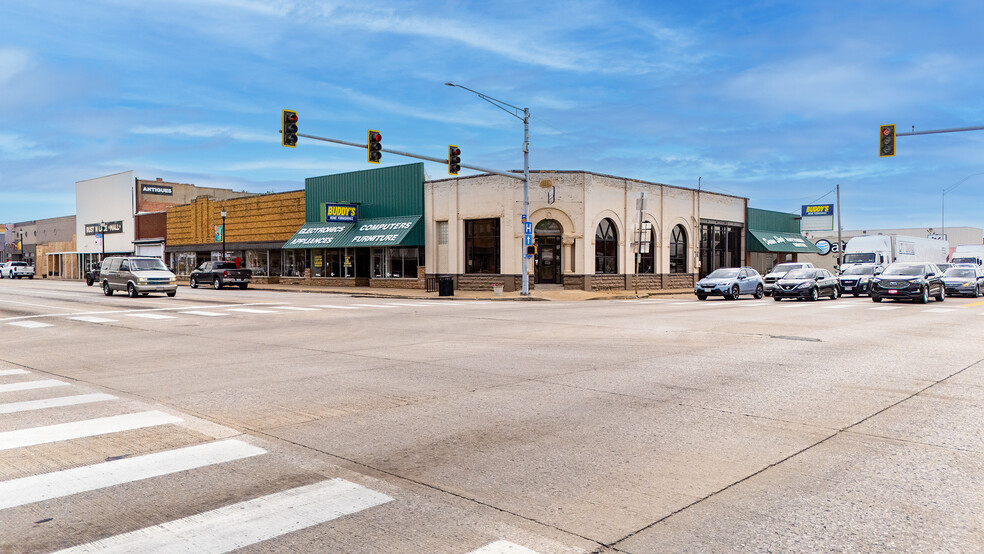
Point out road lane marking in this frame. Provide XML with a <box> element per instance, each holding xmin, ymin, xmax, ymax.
<box><xmin>0</xmin><ymin>379</ymin><xmax>69</xmax><ymax>393</ymax></box>
<box><xmin>179</xmin><ymin>311</ymin><xmax>228</xmax><ymax>317</ymax></box>
<box><xmin>227</xmin><ymin>308</ymin><xmax>276</xmax><ymax>314</ymax></box>
<box><xmin>6</xmin><ymin>321</ymin><xmax>54</xmax><ymax>328</ymax></box>
<box><xmin>68</xmin><ymin>316</ymin><xmax>117</xmax><ymax>323</ymax></box>
<box><xmin>822</xmin><ymin>304</ymin><xmax>855</xmax><ymax>309</ymax></box>
<box><xmin>127</xmin><ymin>313</ymin><xmax>178</xmax><ymax>319</ymax></box>
<box><xmin>871</xmin><ymin>306</ymin><xmax>903</xmax><ymax>310</ymax></box>
<box><xmin>0</xmin><ymin>393</ymin><xmax>117</xmax><ymax>415</ymax></box>
<box><xmin>923</xmin><ymin>308</ymin><xmax>956</xmax><ymax>313</ymax></box>
<box><xmin>53</xmin><ymin>478</ymin><xmax>393</xmax><ymax>554</ymax></box>
<box><xmin>268</xmin><ymin>306</ymin><xmax>320</xmax><ymax>311</ymax></box>
<box><xmin>468</xmin><ymin>541</ymin><xmax>540</xmax><ymax>554</ymax></box>
<box><xmin>352</xmin><ymin>304</ymin><xmax>399</xmax><ymax>308</ymax></box>
<box><xmin>0</xmin><ymin>411</ymin><xmax>182</xmax><ymax>451</ymax></box>
<box><xmin>312</xmin><ymin>305</ymin><xmax>361</xmax><ymax>310</ymax></box>
<box><xmin>383</xmin><ymin>302</ymin><xmax>440</xmax><ymax>307</ymax></box>
<box><xmin>0</xmin><ymin>439</ymin><xmax>266</xmax><ymax>510</ymax></box>
<box><xmin>0</xmin><ymin>369</ymin><xmax>30</xmax><ymax>377</ymax></box>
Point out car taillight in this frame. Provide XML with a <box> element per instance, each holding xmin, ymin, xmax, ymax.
<box><xmin>223</xmin><ymin>271</ymin><xmax>228</xmax><ymax>277</ymax></box>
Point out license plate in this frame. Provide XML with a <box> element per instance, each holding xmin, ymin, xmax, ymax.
<box><xmin>843</xmin><ymin>285</ymin><xmax>853</xmax><ymax>290</ymax></box>
<box><xmin>888</xmin><ymin>290</ymin><xmax>898</xmax><ymax>294</ymax></box>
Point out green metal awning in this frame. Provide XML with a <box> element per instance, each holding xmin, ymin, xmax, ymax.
<box><xmin>282</xmin><ymin>222</ymin><xmax>354</xmax><ymax>249</ymax></box>
<box><xmin>747</xmin><ymin>229</ymin><xmax>823</xmax><ymax>253</ymax></box>
<box><xmin>333</xmin><ymin>215</ymin><xmax>422</xmax><ymax>248</ymax></box>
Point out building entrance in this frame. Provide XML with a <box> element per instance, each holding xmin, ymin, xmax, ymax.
<box><xmin>534</xmin><ymin>219</ymin><xmax>562</xmax><ymax>284</ymax></box>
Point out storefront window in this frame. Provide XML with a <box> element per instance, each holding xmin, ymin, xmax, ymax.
<box><xmin>282</xmin><ymin>250</ymin><xmax>307</xmax><ymax>277</ymax></box>
<box><xmin>246</xmin><ymin>250</ymin><xmax>269</xmax><ymax>276</ymax></box>
<box><xmin>638</xmin><ymin>221</ymin><xmax>655</xmax><ymax>274</ymax></box>
<box><xmin>670</xmin><ymin>225</ymin><xmax>687</xmax><ymax>273</ymax></box>
<box><xmin>465</xmin><ymin>218</ymin><xmax>499</xmax><ymax>274</ymax></box>
<box><xmin>387</xmin><ymin>247</ymin><xmax>419</xmax><ymax>278</ymax></box>
<box><xmin>700</xmin><ymin>221</ymin><xmax>742</xmax><ymax>278</ymax></box>
<box><xmin>595</xmin><ymin>218</ymin><xmax>618</xmax><ymax>274</ymax></box>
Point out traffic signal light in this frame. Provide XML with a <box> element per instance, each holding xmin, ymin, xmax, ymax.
<box><xmin>368</xmin><ymin>130</ymin><xmax>382</xmax><ymax>163</ymax></box>
<box><xmin>879</xmin><ymin>124</ymin><xmax>895</xmax><ymax>157</ymax></box>
<box><xmin>281</xmin><ymin>110</ymin><xmax>298</xmax><ymax>147</ymax></box>
<box><xmin>526</xmin><ymin>244</ymin><xmax>537</xmax><ymax>256</ymax></box>
<box><xmin>448</xmin><ymin>145</ymin><xmax>461</xmax><ymax>175</ymax></box>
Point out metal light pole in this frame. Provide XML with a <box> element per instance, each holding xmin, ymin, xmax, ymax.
<box><xmin>445</xmin><ymin>82</ymin><xmax>531</xmax><ymax>296</ymax></box>
<box><xmin>99</xmin><ymin>221</ymin><xmax>106</xmax><ymax>260</ymax></box>
<box><xmin>220</xmin><ymin>209</ymin><xmax>227</xmax><ymax>260</ymax></box>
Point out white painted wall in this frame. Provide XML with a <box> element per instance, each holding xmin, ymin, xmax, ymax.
<box><xmin>75</xmin><ymin>171</ymin><xmax>135</xmax><ymax>254</ymax></box>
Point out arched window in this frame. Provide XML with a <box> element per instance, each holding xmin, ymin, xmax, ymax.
<box><xmin>595</xmin><ymin>218</ymin><xmax>618</xmax><ymax>274</ymax></box>
<box><xmin>638</xmin><ymin>221</ymin><xmax>655</xmax><ymax>274</ymax></box>
<box><xmin>670</xmin><ymin>224</ymin><xmax>687</xmax><ymax>273</ymax></box>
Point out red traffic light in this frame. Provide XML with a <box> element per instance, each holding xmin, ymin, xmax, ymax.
<box><xmin>286</xmin><ymin>112</ymin><xmax>298</xmax><ymax>123</ymax></box>
<box><xmin>370</xmin><ymin>132</ymin><xmax>381</xmax><ymax>142</ymax></box>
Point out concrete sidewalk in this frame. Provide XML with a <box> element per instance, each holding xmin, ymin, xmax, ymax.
<box><xmin>234</xmin><ymin>282</ymin><xmax>694</xmax><ymax>301</ymax></box>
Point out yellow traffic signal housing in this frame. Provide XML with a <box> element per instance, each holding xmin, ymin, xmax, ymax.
<box><xmin>282</xmin><ymin>110</ymin><xmax>298</xmax><ymax>147</ymax></box>
<box><xmin>368</xmin><ymin>130</ymin><xmax>382</xmax><ymax>163</ymax></box>
<box><xmin>526</xmin><ymin>244</ymin><xmax>537</xmax><ymax>256</ymax></box>
<box><xmin>448</xmin><ymin>145</ymin><xmax>461</xmax><ymax>175</ymax></box>
<box><xmin>879</xmin><ymin>124</ymin><xmax>895</xmax><ymax>157</ymax></box>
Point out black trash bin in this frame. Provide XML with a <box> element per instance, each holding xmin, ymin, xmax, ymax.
<box><xmin>438</xmin><ymin>276</ymin><xmax>454</xmax><ymax>296</ymax></box>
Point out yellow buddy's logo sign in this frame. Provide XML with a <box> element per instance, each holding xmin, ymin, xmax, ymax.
<box><xmin>324</xmin><ymin>203</ymin><xmax>358</xmax><ymax>223</ymax></box>
<box><xmin>801</xmin><ymin>204</ymin><xmax>833</xmax><ymax>216</ymax></box>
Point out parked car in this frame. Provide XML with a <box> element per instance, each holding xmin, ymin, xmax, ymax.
<box><xmin>837</xmin><ymin>264</ymin><xmax>883</xmax><ymax>297</ymax></box>
<box><xmin>694</xmin><ymin>267</ymin><xmax>765</xmax><ymax>300</ymax></box>
<box><xmin>189</xmin><ymin>261</ymin><xmax>253</xmax><ymax>289</ymax></box>
<box><xmin>936</xmin><ymin>263</ymin><xmax>954</xmax><ymax>273</ymax></box>
<box><xmin>0</xmin><ymin>261</ymin><xmax>35</xmax><ymax>279</ymax></box>
<box><xmin>941</xmin><ymin>266</ymin><xmax>984</xmax><ymax>297</ymax></box>
<box><xmin>762</xmin><ymin>262</ymin><xmax>815</xmax><ymax>296</ymax></box>
<box><xmin>100</xmin><ymin>256</ymin><xmax>177</xmax><ymax>298</ymax></box>
<box><xmin>84</xmin><ymin>262</ymin><xmax>101</xmax><ymax>286</ymax></box>
<box><xmin>870</xmin><ymin>262</ymin><xmax>945</xmax><ymax>303</ymax></box>
<box><xmin>773</xmin><ymin>268</ymin><xmax>839</xmax><ymax>301</ymax></box>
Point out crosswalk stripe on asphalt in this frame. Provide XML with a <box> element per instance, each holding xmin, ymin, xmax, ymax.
<box><xmin>0</xmin><ymin>393</ymin><xmax>117</xmax><ymax>415</ymax></box>
<box><xmin>52</xmin><ymin>478</ymin><xmax>393</xmax><ymax>554</ymax></box>
<box><xmin>127</xmin><ymin>313</ymin><xmax>178</xmax><ymax>319</ymax></box>
<box><xmin>178</xmin><ymin>310</ymin><xmax>228</xmax><ymax>317</ymax></box>
<box><xmin>68</xmin><ymin>316</ymin><xmax>117</xmax><ymax>323</ymax></box>
<box><xmin>0</xmin><ymin>379</ymin><xmax>69</xmax><ymax>393</ymax></box>
<box><xmin>468</xmin><ymin>541</ymin><xmax>540</xmax><ymax>554</ymax></box>
<box><xmin>5</xmin><ymin>320</ymin><xmax>54</xmax><ymax>328</ymax></box>
<box><xmin>0</xmin><ymin>369</ymin><xmax>30</xmax><ymax>377</ymax></box>
<box><xmin>0</xmin><ymin>410</ymin><xmax>182</xmax><ymax>451</ymax></box>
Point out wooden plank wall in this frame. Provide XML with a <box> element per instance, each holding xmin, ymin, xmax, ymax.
<box><xmin>167</xmin><ymin>191</ymin><xmax>306</xmax><ymax>246</ymax></box>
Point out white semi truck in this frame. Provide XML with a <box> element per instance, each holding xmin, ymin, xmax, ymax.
<box><xmin>841</xmin><ymin>235</ymin><xmax>948</xmax><ymax>269</ymax></box>
<box><xmin>950</xmin><ymin>244</ymin><xmax>984</xmax><ymax>266</ymax></box>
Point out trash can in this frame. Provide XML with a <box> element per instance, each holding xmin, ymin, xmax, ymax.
<box><xmin>438</xmin><ymin>276</ymin><xmax>454</xmax><ymax>296</ymax></box>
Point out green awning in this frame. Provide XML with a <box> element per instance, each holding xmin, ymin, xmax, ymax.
<box><xmin>333</xmin><ymin>215</ymin><xmax>422</xmax><ymax>248</ymax></box>
<box><xmin>747</xmin><ymin>229</ymin><xmax>822</xmax><ymax>253</ymax></box>
<box><xmin>282</xmin><ymin>222</ymin><xmax>354</xmax><ymax>249</ymax></box>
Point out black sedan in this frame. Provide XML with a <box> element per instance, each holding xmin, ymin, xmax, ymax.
<box><xmin>773</xmin><ymin>268</ymin><xmax>840</xmax><ymax>301</ymax></box>
<box><xmin>942</xmin><ymin>266</ymin><xmax>984</xmax><ymax>297</ymax></box>
<box><xmin>870</xmin><ymin>262</ymin><xmax>945</xmax><ymax>303</ymax></box>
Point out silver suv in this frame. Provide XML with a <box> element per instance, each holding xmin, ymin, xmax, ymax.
<box><xmin>100</xmin><ymin>256</ymin><xmax>177</xmax><ymax>298</ymax></box>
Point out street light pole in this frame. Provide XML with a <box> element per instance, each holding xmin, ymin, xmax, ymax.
<box><xmin>220</xmin><ymin>209</ymin><xmax>227</xmax><ymax>261</ymax></box>
<box><xmin>99</xmin><ymin>220</ymin><xmax>106</xmax><ymax>260</ymax></box>
<box><xmin>445</xmin><ymin>82</ymin><xmax>531</xmax><ymax>296</ymax></box>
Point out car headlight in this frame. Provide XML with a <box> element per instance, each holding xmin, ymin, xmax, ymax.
<box><xmin>169</xmin><ymin>277</ymin><xmax>177</xmax><ymax>283</ymax></box>
<box><xmin>137</xmin><ymin>278</ymin><xmax>147</xmax><ymax>284</ymax></box>
<box><xmin>963</xmin><ymin>282</ymin><xmax>973</xmax><ymax>287</ymax></box>
<box><xmin>796</xmin><ymin>282</ymin><xmax>811</xmax><ymax>289</ymax></box>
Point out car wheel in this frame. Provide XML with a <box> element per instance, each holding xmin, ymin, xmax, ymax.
<box><xmin>190</xmin><ymin>276</ymin><xmax>198</xmax><ymax>289</ymax></box>
<box><xmin>773</xmin><ymin>295</ymin><xmax>782</xmax><ymax>302</ymax></box>
<box><xmin>871</xmin><ymin>294</ymin><xmax>882</xmax><ymax>303</ymax></box>
<box><xmin>918</xmin><ymin>286</ymin><xmax>929</xmax><ymax>304</ymax></box>
<box><xmin>167</xmin><ymin>291</ymin><xmax>177</xmax><ymax>297</ymax></box>
<box><xmin>976</xmin><ymin>284</ymin><xmax>982</xmax><ymax>298</ymax></box>
<box><xmin>239</xmin><ymin>283</ymin><xmax>248</xmax><ymax>290</ymax></box>
<box><xmin>809</xmin><ymin>287</ymin><xmax>819</xmax><ymax>301</ymax></box>
<box><xmin>127</xmin><ymin>283</ymin><xmax>138</xmax><ymax>298</ymax></box>
<box><xmin>28</xmin><ymin>275</ymin><xmax>33</xmax><ymax>279</ymax></box>
<box><xmin>730</xmin><ymin>285</ymin><xmax>740</xmax><ymax>300</ymax></box>
<box><xmin>754</xmin><ymin>284</ymin><xmax>764</xmax><ymax>299</ymax></box>
<box><xmin>853</xmin><ymin>290</ymin><xmax>860</xmax><ymax>297</ymax></box>
<box><xmin>696</xmin><ymin>293</ymin><xmax>707</xmax><ymax>301</ymax></box>
<box><xmin>86</xmin><ymin>276</ymin><xmax>94</xmax><ymax>286</ymax></box>
<box><xmin>213</xmin><ymin>277</ymin><xmax>222</xmax><ymax>289</ymax></box>
<box><xmin>103</xmin><ymin>281</ymin><xmax>113</xmax><ymax>296</ymax></box>
<box><xmin>830</xmin><ymin>286</ymin><xmax>838</xmax><ymax>300</ymax></box>
<box><xmin>936</xmin><ymin>286</ymin><xmax>945</xmax><ymax>302</ymax></box>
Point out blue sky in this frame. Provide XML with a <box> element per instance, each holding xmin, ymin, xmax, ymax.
<box><xmin>2</xmin><ymin>0</ymin><xmax>984</xmax><ymax>233</ymax></box>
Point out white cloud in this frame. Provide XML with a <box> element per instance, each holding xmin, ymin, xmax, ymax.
<box><xmin>130</xmin><ymin>125</ymin><xmax>270</xmax><ymax>143</ymax></box>
<box><xmin>0</xmin><ymin>132</ymin><xmax>54</xmax><ymax>160</ymax></box>
<box><xmin>0</xmin><ymin>47</ymin><xmax>34</xmax><ymax>87</ymax></box>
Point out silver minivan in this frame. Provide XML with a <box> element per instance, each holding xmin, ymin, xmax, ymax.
<box><xmin>100</xmin><ymin>256</ymin><xmax>178</xmax><ymax>297</ymax></box>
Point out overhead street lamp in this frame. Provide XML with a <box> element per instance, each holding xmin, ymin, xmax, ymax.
<box><xmin>445</xmin><ymin>82</ymin><xmax>532</xmax><ymax>296</ymax></box>
<box><xmin>942</xmin><ymin>171</ymin><xmax>984</xmax><ymax>239</ymax></box>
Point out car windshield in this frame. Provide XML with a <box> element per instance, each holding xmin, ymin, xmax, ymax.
<box><xmin>944</xmin><ymin>268</ymin><xmax>976</xmax><ymax>279</ymax></box>
<box><xmin>10</xmin><ymin>262</ymin><xmax>26</xmax><ymax>267</ymax></box>
<box><xmin>841</xmin><ymin>266</ymin><xmax>875</xmax><ymax>275</ymax></box>
<box><xmin>706</xmin><ymin>269</ymin><xmax>739</xmax><ymax>279</ymax></box>
<box><xmin>882</xmin><ymin>264</ymin><xmax>925</xmax><ymax>276</ymax></box>
<box><xmin>130</xmin><ymin>258</ymin><xmax>168</xmax><ymax>271</ymax></box>
<box><xmin>784</xmin><ymin>269</ymin><xmax>816</xmax><ymax>279</ymax></box>
<box><xmin>843</xmin><ymin>253</ymin><xmax>875</xmax><ymax>264</ymax></box>
<box><xmin>771</xmin><ymin>263</ymin><xmax>801</xmax><ymax>273</ymax></box>
<box><xmin>951</xmin><ymin>257</ymin><xmax>979</xmax><ymax>265</ymax></box>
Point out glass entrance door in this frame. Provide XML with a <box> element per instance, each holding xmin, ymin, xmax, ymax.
<box><xmin>534</xmin><ymin>219</ymin><xmax>563</xmax><ymax>285</ymax></box>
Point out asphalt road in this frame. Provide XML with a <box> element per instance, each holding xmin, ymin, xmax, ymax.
<box><xmin>1</xmin><ymin>279</ymin><xmax>982</xmax><ymax>553</ymax></box>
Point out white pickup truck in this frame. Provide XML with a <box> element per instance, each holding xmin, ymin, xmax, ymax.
<box><xmin>1</xmin><ymin>261</ymin><xmax>35</xmax><ymax>279</ymax></box>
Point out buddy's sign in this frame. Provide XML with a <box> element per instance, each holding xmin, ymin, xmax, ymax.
<box><xmin>324</xmin><ymin>203</ymin><xmax>358</xmax><ymax>223</ymax></box>
<box><xmin>801</xmin><ymin>204</ymin><xmax>833</xmax><ymax>217</ymax></box>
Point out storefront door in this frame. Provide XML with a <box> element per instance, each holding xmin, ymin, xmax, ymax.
<box><xmin>534</xmin><ymin>219</ymin><xmax>562</xmax><ymax>284</ymax></box>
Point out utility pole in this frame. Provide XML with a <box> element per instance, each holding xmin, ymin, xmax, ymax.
<box><xmin>836</xmin><ymin>185</ymin><xmax>842</xmax><ymax>269</ymax></box>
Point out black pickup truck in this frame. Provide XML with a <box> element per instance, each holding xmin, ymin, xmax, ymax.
<box><xmin>189</xmin><ymin>261</ymin><xmax>253</xmax><ymax>289</ymax></box>
<box><xmin>84</xmin><ymin>262</ymin><xmax>101</xmax><ymax>286</ymax></box>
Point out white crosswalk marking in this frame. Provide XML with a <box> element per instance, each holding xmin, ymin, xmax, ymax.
<box><xmin>53</xmin><ymin>478</ymin><xmax>393</xmax><ymax>554</ymax></box>
<box><xmin>822</xmin><ymin>304</ymin><xmax>855</xmax><ymax>309</ymax></box>
<box><xmin>179</xmin><ymin>310</ymin><xmax>228</xmax><ymax>317</ymax></box>
<box><xmin>871</xmin><ymin>306</ymin><xmax>903</xmax><ymax>310</ymax></box>
<box><xmin>0</xmin><ymin>379</ymin><xmax>69</xmax><ymax>393</ymax></box>
<box><xmin>0</xmin><ymin>439</ymin><xmax>266</xmax><ymax>510</ymax></box>
<box><xmin>352</xmin><ymin>304</ymin><xmax>399</xmax><ymax>308</ymax></box>
<box><xmin>68</xmin><ymin>316</ymin><xmax>117</xmax><ymax>323</ymax></box>
<box><xmin>6</xmin><ymin>320</ymin><xmax>54</xmax><ymax>328</ymax></box>
<box><xmin>269</xmin><ymin>306</ymin><xmax>320</xmax><ymax>311</ymax></box>
<box><xmin>0</xmin><ymin>393</ymin><xmax>117</xmax><ymax>415</ymax></box>
<box><xmin>227</xmin><ymin>308</ymin><xmax>276</xmax><ymax>314</ymax></box>
<box><xmin>127</xmin><ymin>313</ymin><xmax>177</xmax><ymax>319</ymax></box>
<box><xmin>0</xmin><ymin>369</ymin><xmax>30</xmax><ymax>377</ymax></box>
<box><xmin>468</xmin><ymin>541</ymin><xmax>540</xmax><ymax>554</ymax></box>
<box><xmin>923</xmin><ymin>308</ymin><xmax>956</xmax><ymax>313</ymax></box>
<box><xmin>0</xmin><ymin>411</ymin><xmax>182</xmax><ymax>451</ymax></box>
<box><xmin>312</xmin><ymin>304</ymin><xmax>360</xmax><ymax>310</ymax></box>
<box><xmin>384</xmin><ymin>302</ymin><xmax>440</xmax><ymax>307</ymax></box>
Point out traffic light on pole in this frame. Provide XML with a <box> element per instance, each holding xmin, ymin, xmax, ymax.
<box><xmin>526</xmin><ymin>244</ymin><xmax>537</xmax><ymax>256</ymax></box>
<box><xmin>368</xmin><ymin>130</ymin><xmax>382</xmax><ymax>163</ymax></box>
<box><xmin>879</xmin><ymin>124</ymin><xmax>895</xmax><ymax>157</ymax></box>
<box><xmin>448</xmin><ymin>145</ymin><xmax>461</xmax><ymax>175</ymax></box>
<box><xmin>281</xmin><ymin>110</ymin><xmax>298</xmax><ymax>147</ymax></box>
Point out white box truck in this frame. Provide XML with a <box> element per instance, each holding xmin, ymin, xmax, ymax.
<box><xmin>841</xmin><ymin>235</ymin><xmax>948</xmax><ymax>269</ymax></box>
<box><xmin>950</xmin><ymin>244</ymin><xmax>984</xmax><ymax>266</ymax></box>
